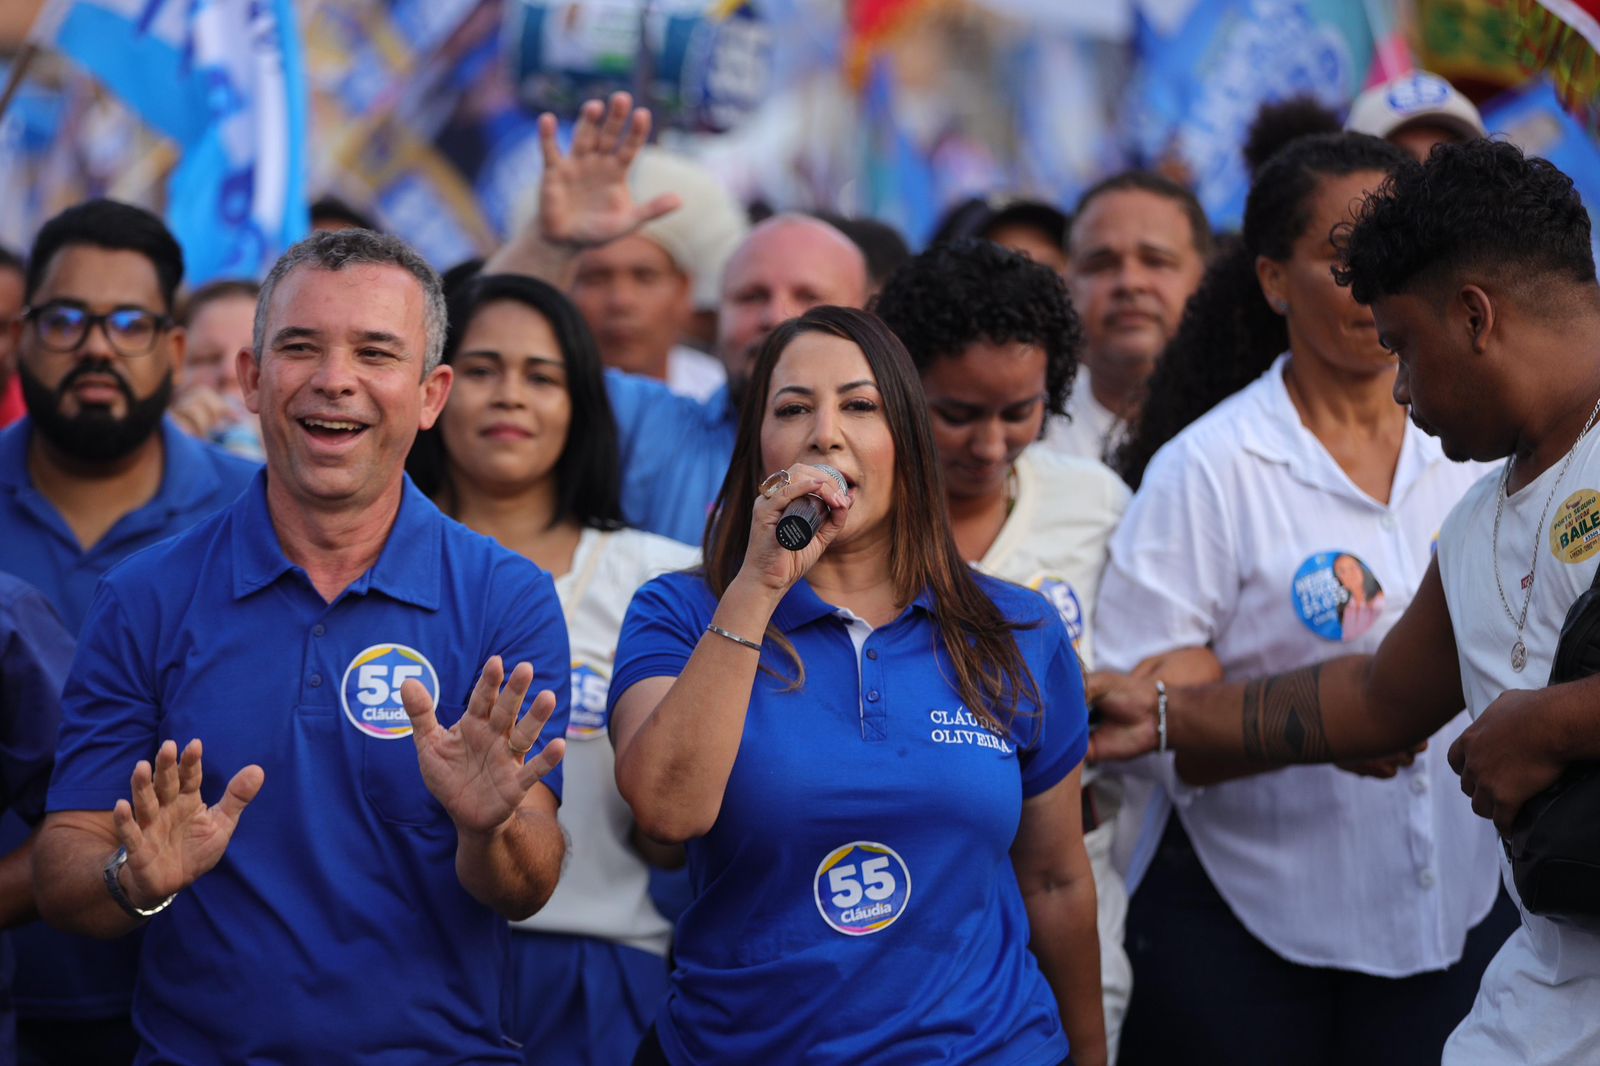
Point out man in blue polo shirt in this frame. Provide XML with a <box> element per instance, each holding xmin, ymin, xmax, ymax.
<box><xmin>0</xmin><ymin>199</ymin><xmax>256</xmax><ymax>1064</ymax></box>
<box><xmin>0</xmin><ymin>576</ymin><xmax>73</xmax><ymax>1066</ymax></box>
<box><xmin>487</xmin><ymin>93</ymin><xmax>869</xmax><ymax>544</ymax></box>
<box><xmin>33</xmin><ymin>229</ymin><xmax>570</xmax><ymax>1064</ymax></box>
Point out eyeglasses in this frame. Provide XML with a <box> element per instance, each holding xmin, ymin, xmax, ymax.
<box><xmin>23</xmin><ymin>301</ymin><xmax>174</xmax><ymax>358</ymax></box>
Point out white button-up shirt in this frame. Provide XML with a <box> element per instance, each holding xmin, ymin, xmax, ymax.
<box><xmin>1438</xmin><ymin>431</ymin><xmax>1600</xmax><ymax>1064</ymax></box>
<box><xmin>1096</xmin><ymin>355</ymin><xmax>1501</xmax><ymax>976</ymax></box>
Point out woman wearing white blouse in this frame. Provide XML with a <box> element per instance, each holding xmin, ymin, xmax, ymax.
<box><xmin>1097</xmin><ymin>133</ymin><xmax>1515</xmax><ymax>1065</ymax></box>
<box><xmin>873</xmin><ymin>239</ymin><xmax>1133</xmax><ymax>1058</ymax></box>
<box><xmin>408</xmin><ymin>273</ymin><xmax>693</xmax><ymax>1065</ymax></box>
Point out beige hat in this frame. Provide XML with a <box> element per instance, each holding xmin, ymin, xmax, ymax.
<box><xmin>624</xmin><ymin>147</ymin><xmax>749</xmax><ymax>311</ymax></box>
<box><xmin>1345</xmin><ymin>72</ymin><xmax>1487</xmax><ymax>143</ymax></box>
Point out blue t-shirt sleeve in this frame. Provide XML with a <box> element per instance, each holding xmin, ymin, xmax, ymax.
<box><xmin>487</xmin><ymin>562</ymin><xmax>571</xmax><ymax>803</ymax></box>
<box><xmin>1018</xmin><ymin>614</ymin><xmax>1090</xmax><ymax>799</ymax></box>
<box><xmin>608</xmin><ymin>573</ymin><xmax>709</xmax><ymax>714</ymax></box>
<box><xmin>47</xmin><ymin>585</ymin><xmax>161</xmax><ymax>814</ymax></box>
<box><xmin>0</xmin><ymin>582</ymin><xmax>74</xmax><ymax>824</ymax></box>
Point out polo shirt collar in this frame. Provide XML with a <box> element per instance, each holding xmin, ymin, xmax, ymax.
<box><xmin>1235</xmin><ymin>354</ymin><xmax>1441</xmax><ymax>507</ymax></box>
<box><xmin>770</xmin><ymin>579</ymin><xmax>938</xmax><ymax>633</ymax></box>
<box><xmin>0</xmin><ymin>416</ymin><xmax>238</xmax><ymax>546</ymax></box>
<box><xmin>232</xmin><ymin>470</ymin><xmax>442</xmax><ymax>609</ymax></box>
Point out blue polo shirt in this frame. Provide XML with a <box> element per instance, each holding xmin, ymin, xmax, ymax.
<box><xmin>0</xmin><ymin>415</ymin><xmax>255</xmax><ymax>1023</ymax></box>
<box><xmin>607</xmin><ymin>372</ymin><xmax>737</xmax><ymax>545</ymax></box>
<box><xmin>46</xmin><ymin>471</ymin><xmax>570</xmax><ymax>1065</ymax></box>
<box><xmin>0</xmin><ymin>576</ymin><xmax>73</xmax><ymax>1066</ymax></box>
<box><xmin>610</xmin><ymin>571</ymin><xmax>1088</xmax><ymax>1065</ymax></box>
<box><xmin>0</xmin><ymin>416</ymin><xmax>258</xmax><ymax>632</ymax></box>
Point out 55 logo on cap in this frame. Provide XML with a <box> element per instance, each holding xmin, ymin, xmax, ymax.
<box><xmin>342</xmin><ymin>644</ymin><xmax>439</xmax><ymax>739</ymax></box>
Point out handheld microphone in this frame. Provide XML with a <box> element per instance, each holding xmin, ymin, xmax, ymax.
<box><xmin>776</xmin><ymin>464</ymin><xmax>848</xmax><ymax>551</ymax></box>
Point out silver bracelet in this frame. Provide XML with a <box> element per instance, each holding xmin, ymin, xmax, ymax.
<box><xmin>706</xmin><ymin>623</ymin><xmax>762</xmax><ymax>653</ymax></box>
<box><xmin>1154</xmin><ymin>680</ymin><xmax>1169</xmax><ymax>753</ymax></box>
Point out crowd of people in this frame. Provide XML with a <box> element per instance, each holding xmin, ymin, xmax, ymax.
<box><xmin>0</xmin><ymin>67</ymin><xmax>1596</xmax><ymax>1066</ymax></box>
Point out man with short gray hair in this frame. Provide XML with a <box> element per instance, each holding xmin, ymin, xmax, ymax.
<box><xmin>33</xmin><ymin>229</ymin><xmax>572</xmax><ymax>1062</ymax></box>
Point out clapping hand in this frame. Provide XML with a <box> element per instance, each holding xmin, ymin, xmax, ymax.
<box><xmin>536</xmin><ymin>91</ymin><xmax>681</xmax><ymax>250</ymax></box>
<box><xmin>401</xmin><ymin>656</ymin><xmax>565</xmax><ymax>837</ymax></box>
<box><xmin>111</xmin><ymin>739</ymin><xmax>264</xmax><ymax>909</ymax></box>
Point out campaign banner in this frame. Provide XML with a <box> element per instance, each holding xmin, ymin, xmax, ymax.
<box><xmin>1126</xmin><ymin>0</ymin><xmax>1378</xmax><ymax>229</ymax></box>
<box><xmin>31</xmin><ymin>0</ymin><xmax>310</xmax><ymax>283</ymax></box>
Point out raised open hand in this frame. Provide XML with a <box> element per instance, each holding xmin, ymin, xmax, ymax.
<box><xmin>536</xmin><ymin>91</ymin><xmax>681</xmax><ymax>249</ymax></box>
<box><xmin>111</xmin><ymin>738</ymin><xmax>264</xmax><ymax>909</ymax></box>
<box><xmin>401</xmin><ymin>656</ymin><xmax>566</xmax><ymax>837</ymax></box>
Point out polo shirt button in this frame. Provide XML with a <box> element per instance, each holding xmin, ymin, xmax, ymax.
<box><xmin>1411</xmin><ymin>776</ymin><xmax>1428</xmax><ymax>794</ymax></box>
<box><xmin>1381</xmin><ymin>514</ymin><xmax>1397</xmax><ymax>531</ymax></box>
<box><xmin>309</xmin><ymin>674</ymin><xmax>323</xmax><ymax>688</ymax></box>
<box><xmin>866</xmin><ymin>690</ymin><xmax>880</xmax><ymax>703</ymax></box>
<box><xmin>312</xmin><ymin>624</ymin><xmax>326</xmax><ymax>637</ymax></box>
<box><xmin>865</xmin><ymin>649</ymin><xmax>879</xmax><ymax>661</ymax></box>
<box><xmin>1418</xmin><ymin>869</ymin><xmax>1435</xmax><ymax>888</ymax></box>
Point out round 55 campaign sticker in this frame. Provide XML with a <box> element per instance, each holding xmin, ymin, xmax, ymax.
<box><xmin>814</xmin><ymin>841</ymin><xmax>911</xmax><ymax>936</ymax></box>
<box><xmin>341</xmin><ymin>644</ymin><xmax>438</xmax><ymax>739</ymax></box>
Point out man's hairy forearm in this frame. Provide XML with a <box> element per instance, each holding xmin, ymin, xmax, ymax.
<box><xmin>1241</xmin><ymin>663</ymin><xmax>1330</xmax><ymax>764</ymax></box>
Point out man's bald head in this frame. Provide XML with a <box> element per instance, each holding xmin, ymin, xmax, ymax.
<box><xmin>717</xmin><ymin>214</ymin><xmax>868</xmax><ymax>385</ymax></box>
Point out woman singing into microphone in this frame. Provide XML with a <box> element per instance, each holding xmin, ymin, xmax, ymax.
<box><xmin>609</xmin><ymin>306</ymin><xmax>1106</xmax><ymax>1066</ymax></box>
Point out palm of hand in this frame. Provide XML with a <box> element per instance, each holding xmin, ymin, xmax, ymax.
<box><xmin>127</xmin><ymin>794</ymin><xmax>235</xmax><ymax>898</ymax></box>
<box><xmin>541</xmin><ymin>161</ymin><xmax>639</xmax><ymax>247</ymax></box>
<box><xmin>412</xmin><ymin>710</ymin><xmax>526</xmax><ymax>836</ymax></box>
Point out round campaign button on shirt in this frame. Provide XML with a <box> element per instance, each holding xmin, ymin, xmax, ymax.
<box><xmin>814</xmin><ymin>841</ymin><xmax>911</xmax><ymax>936</ymax></box>
<box><xmin>567</xmin><ymin>662</ymin><xmax>610</xmax><ymax>741</ymax></box>
<box><xmin>1290</xmin><ymin>551</ymin><xmax>1386</xmax><ymax>643</ymax></box>
<box><xmin>340</xmin><ymin>643</ymin><xmax>439</xmax><ymax>740</ymax></box>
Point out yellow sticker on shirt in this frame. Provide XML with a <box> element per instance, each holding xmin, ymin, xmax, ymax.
<box><xmin>1550</xmin><ymin>489</ymin><xmax>1600</xmax><ymax>564</ymax></box>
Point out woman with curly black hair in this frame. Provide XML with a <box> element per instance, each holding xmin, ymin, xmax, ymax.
<box><xmin>1095</xmin><ymin>133</ymin><xmax>1515</xmax><ymax>1065</ymax></box>
<box><xmin>873</xmin><ymin>238</ymin><xmax>1134</xmax><ymax>1057</ymax></box>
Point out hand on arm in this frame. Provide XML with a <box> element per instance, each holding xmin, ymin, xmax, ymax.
<box><xmin>484</xmin><ymin>92</ymin><xmax>681</xmax><ymax>280</ymax></box>
<box><xmin>1089</xmin><ymin>559</ymin><xmax>1466</xmax><ymax>773</ymax></box>
<box><xmin>1011</xmin><ymin>766</ymin><xmax>1106</xmax><ymax>1066</ymax></box>
<box><xmin>33</xmin><ymin>739</ymin><xmax>264</xmax><ymax>938</ymax></box>
<box><xmin>400</xmin><ymin>657</ymin><xmax>566</xmax><ymax>920</ymax></box>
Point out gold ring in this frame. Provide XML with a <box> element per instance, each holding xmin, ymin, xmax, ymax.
<box><xmin>508</xmin><ymin>737</ymin><xmax>533</xmax><ymax>759</ymax></box>
<box><xmin>759</xmin><ymin>469</ymin><xmax>792</xmax><ymax>499</ymax></box>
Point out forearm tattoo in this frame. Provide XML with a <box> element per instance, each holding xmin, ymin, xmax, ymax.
<box><xmin>1241</xmin><ymin>664</ymin><xmax>1329</xmax><ymax>764</ymax></box>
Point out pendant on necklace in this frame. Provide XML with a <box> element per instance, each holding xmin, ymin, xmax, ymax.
<box><xmin>1521</xmin><ymin>573</ymin><xmax>1534</xmax><ymax>591</ymax></box>
<box><xmin>1512</xmin><ymin>640</ymin><xmax>1528</xmax><ymax>672</ymax></box>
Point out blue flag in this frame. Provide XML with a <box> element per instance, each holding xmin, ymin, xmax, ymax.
<box><xmin>33</xmin><ymin>0</ymin><xmax>309</xmax><ymax>282</ymax></box>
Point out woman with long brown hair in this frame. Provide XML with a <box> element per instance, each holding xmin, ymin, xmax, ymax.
<box><xmin>609</xmin><ymin>306</ymin><xmax>1105</xmax><ymax>1065</ymax></box>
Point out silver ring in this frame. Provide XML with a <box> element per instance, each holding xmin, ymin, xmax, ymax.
<box><xmin>759</xmin><ymin>469</ymin><xmax>792</xmax><ymax>499</ymax></box>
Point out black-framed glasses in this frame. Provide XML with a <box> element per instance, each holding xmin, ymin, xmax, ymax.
<box><xmin>23</xmin><ymin>301</ymin><xmax>174</xmax><ymax>358</ymax></box>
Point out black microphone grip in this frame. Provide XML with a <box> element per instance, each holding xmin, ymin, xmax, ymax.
<box><xmin>775</xmin><ymin>464</ymin><xmax>847</xmax><ymax>551</ymax></box>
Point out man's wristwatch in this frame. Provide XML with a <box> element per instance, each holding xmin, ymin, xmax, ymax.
<box><xmin>102</xmin><ymin>847</ymin><xmax>176</xmax><ymax>920</ymax></box>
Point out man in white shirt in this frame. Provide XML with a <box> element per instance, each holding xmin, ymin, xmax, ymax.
<box><xmin>1091</xmin><ymin>140</ymin><xmax>1600</xmax><ymax>1065</ymax></box>
<box><xmin>1041</xmin><ymin>173</ymin><xmax>1210</xmax><ymax>464</ymax></box>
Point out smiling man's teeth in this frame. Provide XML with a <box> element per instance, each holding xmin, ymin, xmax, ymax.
<box><xmin>304</xmin><ymin>418</ymin><xmax>362</xmax><ymax>431</ymax></box>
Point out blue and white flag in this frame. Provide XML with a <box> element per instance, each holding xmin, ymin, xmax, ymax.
<box><xmin>32</xmin><ymin>0</ymin><xmax>309</xmax><ymax>282</ymax></box>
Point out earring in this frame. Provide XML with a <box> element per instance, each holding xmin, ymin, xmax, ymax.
<box><xmin>1273</xmin><ymin>298</ymin><xmax>1289</xmax><ymax>314</ymax></box>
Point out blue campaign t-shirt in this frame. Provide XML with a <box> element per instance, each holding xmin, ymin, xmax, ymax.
<box><xmin>607</xmin><ymin>371</ymin><xmax>738</xmax><ymax>545</ymax></box>
<box><xmin>0</xmin><ymin>415</ymin><xmax>256</xmax><ymax>1022</ymax></box>
<box><xmin>46</xmin><ymin>472</ymin><xmax>570</xmax><ymax>1065</ymax></box>
<box><xmin>610</xmin><ymin>571</ymin><xmax>1089</xmax><ymax>1066</ymax></box>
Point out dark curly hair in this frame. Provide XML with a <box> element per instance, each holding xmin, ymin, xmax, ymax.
<box><xmin>1115</xmin><ymin>133</ymin><xmax>1410</xmax><ymax>488</ymax></box>
<box><xmin>870</xmin><ymin>238</ymin><xmax>1082</xmax><ymax>422</ymax></box>
<box><xmin>1334</xmin><ymin>139</ymin><xmax>1597</xmax><ymax>307</ymax></box>
<box><xmin>1242</xmin><ymin>96</ymin><xmax>1342</xmax><ymax>178</ymax></box>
